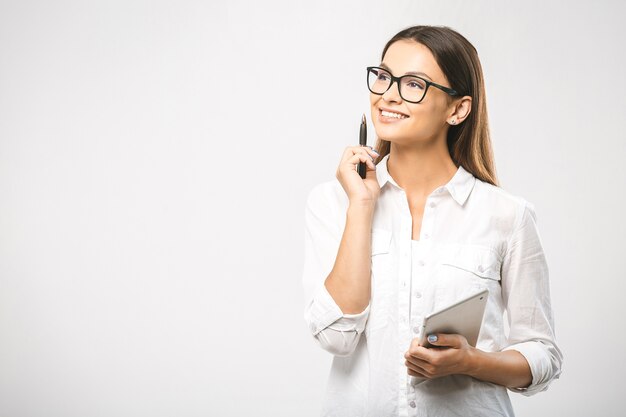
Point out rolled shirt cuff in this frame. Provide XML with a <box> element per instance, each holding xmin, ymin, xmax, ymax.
<box><xmin>307</xmin><ymin>282</ymin><xmax>370</xmax><ymax>336</ymax></box>
<box><xmin>503</xmin><ymin>341</ymin><xmax>558</xmax><ymax>396</ymax></box>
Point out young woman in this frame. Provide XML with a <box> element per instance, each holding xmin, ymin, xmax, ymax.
<box><xmin>302</xmin><ymin>25</ymin><xmax>563</xmax><ymax>416</ymax></box>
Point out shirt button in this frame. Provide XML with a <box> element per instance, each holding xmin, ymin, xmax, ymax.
<box><xmin>418</xmin><ymin>260</ymin><xmax>425</xmax><ymax>266</ymax></box>
<box><xmin>429</xmin><ymin>201</ymin><xmax>436</xmax><ymax>208</ymax></box>
<box><xmin>409</xmin><ymin>400</ymin><xmax>416</xmax><ymax>408</ymax></box>
<box><xmin>414</xmin><ymin>291</ymin><xmax>422</xmax><ymax>298</ymax></box>
<box><xmin>477</xmin><ymin>265</ymin><xmax>484</xmax><ymax>273</ymax></box>
<box><xmin>412</xmin><ymin>326</ymin><xmax>420</xmax><ymax>334</ymax></box>
<box><xmin>424</xmin><ymin>233</ymin><xmax>430</xmax><ymax>239</ymax></box>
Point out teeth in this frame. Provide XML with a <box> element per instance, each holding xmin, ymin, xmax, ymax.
<box><xmin>381</xmin><ymin>110</ymin><xmax>408</xmax><ymax>119</ymax></box>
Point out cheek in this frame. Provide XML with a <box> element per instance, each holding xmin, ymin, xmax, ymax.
<box><xmin>370</xmin><ymin>96</ymin><xmax>381</xmax><ymax>124</ymax></box>
<box><xmin>407</xmin><ymin>104</ymin><xmax>442</xmax><ymax>126</ymax></box>
<box><xmin>406</xmin><ymin>102</ymin><xmax>431</xmax><ymax>118</ymax></box>
<box><xmin>402</xmin><ymin>107</ymin><xmax>445</xmax><ymax>138</ymax></box>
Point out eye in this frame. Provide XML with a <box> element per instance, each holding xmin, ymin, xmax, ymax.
<box><xmin>377</xmin><ymin>72</ymin><xmax>390</xmax><ymax>81</ymax></box>
<box><xmin>406</xmin><ymin>80</ymin><xmax>425</xmax><ymax>90</ymax></box>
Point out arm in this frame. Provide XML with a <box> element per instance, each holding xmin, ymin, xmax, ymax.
<box><xmin>498</xmin><ymin>201</ymin><xmax>563</xmax><ymax>395</ymax></box>
<box><xmin>404</xmin><ymin>201</ymin><xmax>563</xmax><ymax>392</ymax></box>
<box><xmin>404</xmin><ymin>333</ymin><xmax>532</xmax><ymax>389</ymax></box>
<box><xmin>324</xmin><ymin>202</ymin><xmax>375</xmax><ymax>314</ymax></box>
<box><xmin>467</xmin><ymin>346</ymin><xmax>532</xmax><ymax>388</ymax></box>
<box><xmin>302</xmin><ymin>185</ymin><xmax>376</xmax><ymax>357</ymax></box>
<box><xmin>303</xmin><ymin>146</ymin><xmax>380</xmax><ymax>356</ymax></box>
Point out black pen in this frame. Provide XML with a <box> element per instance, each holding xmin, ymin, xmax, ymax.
<box><xmin>358</xmin><ymin>114</ymin><xmax>367</xmax><ymax>179</ymax></box>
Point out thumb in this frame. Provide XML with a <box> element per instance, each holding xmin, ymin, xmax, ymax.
<box><xmin>426</xmin><ymin>333</ymin><xmax>462</xmax><ymax>348</ymax></box>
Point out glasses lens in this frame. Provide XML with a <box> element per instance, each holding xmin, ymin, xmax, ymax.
<box><xmin>368</xmin><ymin>68</ymin><xmax>428</xmax><ymax>103</ymax></box>
<box><xmin>368</xmin><ymin>68</ymin><xmax>391</xmax><ymax>94</ymax></box>
<box><xmin>400</xmin><ymin>76</ymin><xmax>427</xmax><ymax>103</ymax></box>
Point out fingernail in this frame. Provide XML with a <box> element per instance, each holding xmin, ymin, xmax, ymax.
<box><xmin>372</xmin><ymin>149</ymin><xmax>380</xmax><ymax>154</ymax></box>
<box><xmin>427</xmin><ymin>334</ymin><xmax>437</xmax><ymax>343</ymax></box>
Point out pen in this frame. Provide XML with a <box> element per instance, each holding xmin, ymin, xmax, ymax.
<box><xmin>358</xmin><ymin>114</ymin><xmax>367</xmax><ymax>179</ymax></box>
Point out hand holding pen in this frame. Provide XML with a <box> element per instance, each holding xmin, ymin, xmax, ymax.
<box><xmin>334</xmin><ymin>114</ymin><xmax>381</xmax><ymax>205</ymax></box>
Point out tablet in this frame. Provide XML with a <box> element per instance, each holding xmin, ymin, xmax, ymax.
<box><xmin>418</xmin><ymin>289</ymin><xmax>489</xmax><ymax>348</ymax></box>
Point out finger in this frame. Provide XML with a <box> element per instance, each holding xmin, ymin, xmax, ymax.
<box><xmin>406</xmin><ymin>345</ymin><xmax>434</xmax><ymax>362</ymax></box>
<box><xmin>348</xmin><ymin>153</ymin><xmax>376</xmax><ymax>170</ymax></box>
<box><xmin>405</xmin><ymin>354</ymin><xmax>431</xmax><ymax>370</ymax></box>
<box><xmin>349</xmin><ymin>145</ymin><xmax>380</xmax><ymax>161</ymax></box>
<box><xmin>355</xmin><ymin>148</ymin><xmax>376</xmax><ymax>162</ymax></box>
<box><xmin>408</xmin><ymin>368</ymin><xmax>428</xmax><ymax>378</ymax></box>
<box><xmin>342</xmin><ymin>146</ymin><xmax>373</xmax><ymax>164</ymax></box>
<box><xmin>340</xmin><ymin>146</ymin><xmax>365</xmax><ymax>164</ymax></box>
<box><xmin>409</xmin><ymin>337</ymin><xmax>422</xmax><ymax>351</ymax></box>
<box><xmin>408</xmin><ymin>368</ymin><xmax>425</xmax><ymax>377</ymax></box>
<box><xmin>426</xmin><ymin>333</ymin><xmax>464</xmax><ymax>348</ymax></box>
<box><xmin>350</xmin><ymin>147</ymin><xmax>377</xmax><ymax>162</ymax></box>
<box><xmin>346</xmin><ymin>152</ymin><xmax>376</xmax><ymax>170</ymax></box>
<box><xmin>405</xmin><ymin>359</ymin><xmax>432</xmax><ymax>378</ymax></box>
<box><xmin>362</xmin><ymin>146</ymin><xmax>380</xmax><ymax>159</ymax></box>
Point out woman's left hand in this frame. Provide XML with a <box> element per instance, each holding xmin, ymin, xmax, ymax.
<box><xmin>404</xmin><ymin>333</ymin><xmax>475</xmax><ymax>379</ymax></box>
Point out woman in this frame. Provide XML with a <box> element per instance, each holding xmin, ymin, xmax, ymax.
<box><xmin>302</xmin><ymin>25</ymin><xmax>563</xmax><ymax>416</ymax></box>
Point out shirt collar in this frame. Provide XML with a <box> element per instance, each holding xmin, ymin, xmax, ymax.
<box><xmin>376</xmin><ymin>153</ymin><xmax>477</xmax><ymax>206</ymax></box>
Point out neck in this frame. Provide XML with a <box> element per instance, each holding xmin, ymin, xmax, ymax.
<box><xmin>387</xmin><ymin>140</ymin><xmax>458</xmax><ymax>198</ymax></box>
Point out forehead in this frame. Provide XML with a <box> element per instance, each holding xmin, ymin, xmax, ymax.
<box><xmin>381</xmin><ymin>40</ymin><xmax>445</xmax><ymax>82</ymax></box>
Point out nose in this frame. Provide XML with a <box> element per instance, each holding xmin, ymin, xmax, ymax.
<box><xmin>382</xmin><ymin>79</ymin><xmax>402</xmax><ymax>103</ymax></box>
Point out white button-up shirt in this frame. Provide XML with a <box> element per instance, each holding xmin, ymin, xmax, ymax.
<box><xmin>302</xmin><ymin>153</ymin><xmax>563</xmax><ymax>417</ymax></box>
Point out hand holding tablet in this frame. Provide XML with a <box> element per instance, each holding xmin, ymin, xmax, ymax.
<box><xmin>418</xmin><ymin>289</ymin><xmax>489</xmax><ymax>348</ymax></box>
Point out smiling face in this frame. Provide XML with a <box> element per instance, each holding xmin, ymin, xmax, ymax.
<box><xmin>370</xmin><ymin>40</ymin><xmax>456</xmax><ymax>146</ymax></box>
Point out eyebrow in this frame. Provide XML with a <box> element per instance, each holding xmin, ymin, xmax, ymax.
<box><xmin>379</xmin><ymin>63</ymin><xmax>433</xmax><ymax>81</ymax></box>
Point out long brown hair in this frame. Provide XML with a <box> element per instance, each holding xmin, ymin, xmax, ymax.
<box><xmin>374</xmin><ymin>25</ymin><xmax>499</xmax><ymax>187</ymax></box>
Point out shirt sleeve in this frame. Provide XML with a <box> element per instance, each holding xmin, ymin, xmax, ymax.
<box><xmin>302</xmin><ymin>183</ymin><xmax>370</xmax><ymax>357</ymax></box>
<box><xmin>500</xmin><ymin>201</ymin><xmax>564</xmax><ymax>396</ymax></box>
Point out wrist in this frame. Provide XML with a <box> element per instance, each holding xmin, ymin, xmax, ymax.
<box><xmin>348</xmin><ymin>199</ymin><xmax>376</xmax><ymax>211</ymax></box>
<box><xmin>463</xmin><ymin>346</ymin><xmax>484</xmax><ymax>378</ymax></box>
<box><xmin>347</xmin><ymin>202</ymin><xmax>376</xmax><ymax>219</ymax></box>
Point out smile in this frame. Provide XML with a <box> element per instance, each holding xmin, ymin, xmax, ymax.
<box><xmin>380</xmin><ymin>109</ymin><xmax>409</xmax><ymax>119</ymax></box>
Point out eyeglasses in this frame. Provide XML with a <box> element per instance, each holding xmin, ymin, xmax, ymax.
<box><xmin>366</xmin><ymin>66</ymin><xmax>459</xmax><ymax>104</ymax></box>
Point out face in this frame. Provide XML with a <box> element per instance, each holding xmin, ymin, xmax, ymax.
<box><xmin>370</xmin><ymin>40</ymin><xmax>458</xmax><ymax>146</ymax></box>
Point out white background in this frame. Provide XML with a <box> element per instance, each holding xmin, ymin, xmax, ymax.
<box><xmin>1</xmin><ymin>0</ymin><xmax>624</xmax><ymax>416</ymax></box>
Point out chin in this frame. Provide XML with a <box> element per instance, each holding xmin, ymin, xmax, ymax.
<box><xmin>374</xmin><ymin>127</ymin><xmax>409</xmax><ymax>143</ymax></box>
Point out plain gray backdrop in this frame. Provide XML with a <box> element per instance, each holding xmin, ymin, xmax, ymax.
<box><xmin>1</xmin><ymin>0</ymin><xmax>624</xmax><ymax>416</ymax></box>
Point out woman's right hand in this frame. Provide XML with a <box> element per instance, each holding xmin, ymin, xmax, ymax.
<box><xmin>336</xmin><ymin>146</ymin><xmax>381</xmax><ymax>206</ymax></box>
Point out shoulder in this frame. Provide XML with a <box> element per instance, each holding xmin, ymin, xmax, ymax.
<box><xmin>305</xmin><ymin>179</ymin><xmax>349</xmax><ymax>212</ymax></box>
<box><xmin>473</xmin><ymin>178</ymin><xmax>534</xmax><ymax>208</ymax></box>
<box><xmin>472</xmin><ymin>178</ymin><xmax>538</xmax><ymax>230</ymax></box>
<box><xmin>304</xmin><ymin>179</ymin><xmax>349</xmax><ymax>235</ymax></box>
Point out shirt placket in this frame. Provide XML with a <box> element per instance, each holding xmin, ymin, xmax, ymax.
<box><xmin>399</xmin><ymin>188</ymin><xmax>443</xmax><ymax>416</ymax></box>
<box><xmin>396</xmin><ymin>188</ymin><xmax>412</xmax><ymax>417</ymax></box>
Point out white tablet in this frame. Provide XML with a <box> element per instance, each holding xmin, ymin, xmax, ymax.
<box><xmin>418</xmin><ymin>289</ymin><xmax>489</xmax><ymax>348</ymax></box>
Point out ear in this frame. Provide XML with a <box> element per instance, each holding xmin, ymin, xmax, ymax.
<box><xmin>446</xmin><ymin>95</ymin><xmax>472</xmax><ymax>126</ymax></box>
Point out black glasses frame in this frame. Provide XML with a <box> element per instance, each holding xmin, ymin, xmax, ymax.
<box><xmin>366</xmin><ymin>66</ymin><xmax>460</xmax><ymax>104</ymax></box>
